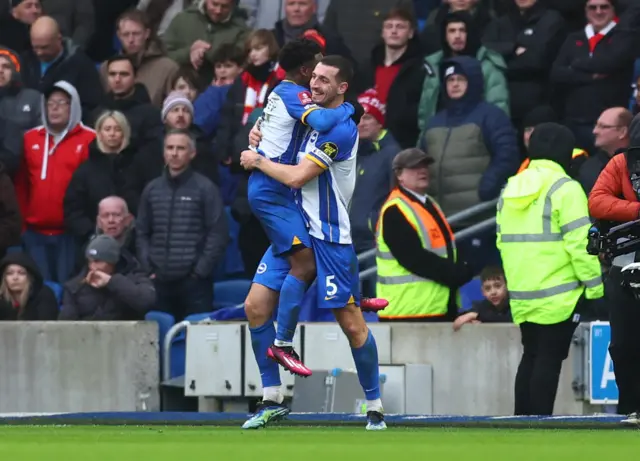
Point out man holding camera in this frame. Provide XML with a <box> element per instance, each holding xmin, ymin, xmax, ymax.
<box><xmin>589</xmin><ymin>114</ymin><xmax>640</xmax><ymax>423</ymax></box>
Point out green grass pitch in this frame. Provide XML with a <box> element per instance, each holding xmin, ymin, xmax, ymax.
<box><xmin>0</xmin><ymin>426</ymin><xmax>638</xmax><ymax>460</ymax></box>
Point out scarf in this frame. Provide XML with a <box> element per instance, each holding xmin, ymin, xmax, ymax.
<box><xmin>281</xmin><ymin>15</ymin><xmax>319</xmax><ymax>44</ymax></box>
<box><xmin>585</xmin><ymin>19</ymin><xmax>617</xmax><ymax>56</ymax></box>
<box><xmin>241</xmin><ymin>62</ymin><xmax>279</xmax><ymax>125</ymax></box>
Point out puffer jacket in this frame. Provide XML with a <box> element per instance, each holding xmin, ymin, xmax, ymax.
<box><xmin>136</xmin><ymin>168</ymin><xmax>229</xmax><ymax>281</ymax></box>
<box><xmin>418</xmin><ymin>56</ymin><xmax>519</xmax><ymax>217</ymax></box>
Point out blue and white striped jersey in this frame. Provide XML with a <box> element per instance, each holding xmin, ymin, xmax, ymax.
<box><xmin>257</xmin><ymin>80</ymin><xmax>317</xmax><ymax>165</ymax></box>
<box><xmin>297</xmin><ymin>120</ymin><xmax>359</xmax><ymax>244</ymax></box>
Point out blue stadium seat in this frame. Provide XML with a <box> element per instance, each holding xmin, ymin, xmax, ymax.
<box><xmin>460</xmin><ymin>278</ymin><xmax>484</xmax><ymax>312</ymax></box>
<box><xmin>169</xmin><ymin>312</ymin><xmax>212</xmax><ymax>379</ymax></box>
<box><xmin>213</xmin><ymin>279</ymin><xmax>252</xmax><ymax>306</ymax></box>
<box><xmin>44</xmin><ymin>281</ymin><xmax>63</xmax><ymax>306</ymax></box>
<box><xmin>145</xmin><ymin>311</ymin><xmax>176</xmax><ymax>377</ymax></box>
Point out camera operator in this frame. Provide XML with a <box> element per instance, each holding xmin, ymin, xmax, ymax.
<box><xmin>588</xmin><ymin>113</ymin><xmax>640</xmax><ymax>423</ymax></box>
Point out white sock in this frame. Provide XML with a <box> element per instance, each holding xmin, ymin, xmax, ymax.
<box><xmin>263</xmin><ymin>386</ymin><xmax>284</xmax><ymax>404</ymax></box>
<box><xmin>366</xmin><ymin>398</ymin><xmax>383</xmax><ymax>413</ymax></box>
<box><xmin>274</xmin><ymin>339</ymin><xmax>293</xmax><ymax>347</ymax></box>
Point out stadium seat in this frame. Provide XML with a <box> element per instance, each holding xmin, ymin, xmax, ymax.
<box><xmin>145</xmin><ymin>311</ymin><xmax>176</xmax><ymax>377</ymax></box>
<box><xmin>213</xmin><ymin>279</ymin><xmax>252</xmax><ymax>307</ymax></box>
<box><xmin>44</xmin><ymin>281</ymin><xmax>63</xmax><ymax>306</ymax></box>
<box><xmin>460</xmin><ymin>278</ymin><xmax>484</xmax><ymax>311</ymax></box>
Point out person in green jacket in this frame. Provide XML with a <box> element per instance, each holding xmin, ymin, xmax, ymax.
<box><xmin>497</xmin><ymin>122</ymin><xmax>604</xmax><ymax>416</ymax></box>
<box><xmin>417</xmin><ymin>11</ymin><xmax>509</xmax><ymax>136</ymax></box>
<box><xmin>162</xmin><ymin>0</ymin><xmax>250</xmax><ymax>85</ymax></box>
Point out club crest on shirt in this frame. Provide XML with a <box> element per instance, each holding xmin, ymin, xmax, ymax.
<box><xmin>298</xmin><ymin>91</ymin><xmax>313</xmax><ymax>106</ymax></box>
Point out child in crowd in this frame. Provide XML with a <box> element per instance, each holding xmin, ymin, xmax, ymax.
<box><xmin>453</xmin><ymin>266</ymin><xmax>512</xmax><ymax>331</ymax></box>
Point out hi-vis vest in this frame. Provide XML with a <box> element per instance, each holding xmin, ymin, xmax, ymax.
<box><xmin>376</xmin><ymin>188</ymin><xmax>457</xmax><ymax>319</ymax></box>
<box><xmin>497</xmin><ymin>160</ymin><xmax>603</xmax><ymax>325</ymax></box>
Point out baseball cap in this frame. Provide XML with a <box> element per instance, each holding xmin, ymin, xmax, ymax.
<box><xmin>392</xmin><ymin>148</ymin><xmax>434</xmax><ymax>170</ymax></box>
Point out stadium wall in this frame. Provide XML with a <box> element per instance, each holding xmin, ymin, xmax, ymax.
<box><xmin>0</xmin><ymin>322</ymin><xmax>592</xmax><ymax>415</ymax></box>
<box><xmin>0</xmin><ymin>322</ymin><xmax>160</xmax><ymax>413</ymax></box>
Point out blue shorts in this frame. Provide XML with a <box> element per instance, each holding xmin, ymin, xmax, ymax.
<box><xmin>247</xmin><ymin>171</ymin><xmax>311</xmax><ymax>256</ymax></box>
<box><xmin>253</xmin><ymin>237</ymin><xmax>361</xmax><ymax>309</ymax></box>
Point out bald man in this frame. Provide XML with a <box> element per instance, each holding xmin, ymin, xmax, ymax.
<box><xmin>579</xmin><ymin>107</ymin><xmax>632</xmax><ymax>194</ymax></box>
<box><xmin>21</xmin><ymin>16</ymin><xmax>103</xmax><ymax>122</ymax></box>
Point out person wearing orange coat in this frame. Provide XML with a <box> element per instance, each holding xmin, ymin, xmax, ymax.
<box><xmin>588</xmin><ymin>113</ymin><xmax>640</xmax><ymax>422</ymax></box>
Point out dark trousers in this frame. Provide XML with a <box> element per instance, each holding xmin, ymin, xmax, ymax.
<box><xmin>154</xmin><ymin>276</ymin><xmax>213</xmax><ymax>322</ymax></box>
<box><xmin>514</xmin><ymin>317</ymin><xmax>578</xmax><ymax>415</ymax></box>
<box><xmin>22</xmin><ymin>229</ymin><xmax>75</xmax><ymax>283</ymax></box>
<box><xmin>606</xmin><ymin>273</ymin><xmax>640</xmax><ymax>415</ymax></box>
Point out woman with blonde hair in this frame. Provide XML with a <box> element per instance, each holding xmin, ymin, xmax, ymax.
<box><xmin>0</xmin><ymin>252</ymin><xmax>59</xmax><ymax>320</ymax></box>
<box><xmin>63</xmin><ymin>111</ymin><xmax>138</xmax><ymax>256</ymax></box>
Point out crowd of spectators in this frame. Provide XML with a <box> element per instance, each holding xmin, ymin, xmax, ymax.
<box><xmin>0</xmin><ymin>0</ymin><xmax>639</xmax><ymax>323</ymax></box>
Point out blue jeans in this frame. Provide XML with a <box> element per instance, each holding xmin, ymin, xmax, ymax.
<box><xmin>22</xmin><ymin>230</ymin><xmax>76</xmax><ymax>283</ymax></box>
<box><xmin>154</xmin><ymin>276</ymin><xmax>213</xmax><ymax>322</ymax></box>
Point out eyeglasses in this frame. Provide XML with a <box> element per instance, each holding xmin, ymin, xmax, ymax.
<box><xmin>46</xmin><ymin>100</ymin><xmax>70</xmax><ymax>109</ymax></box>
<box><xmin>587</xmin><ymin>4</ymin><xmax>611</xmax><ymax>11</ymax></box>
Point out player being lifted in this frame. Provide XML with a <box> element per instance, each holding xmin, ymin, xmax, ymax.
<box><xmin>240</xmin><ymin>56</ymin><xmax>386</xmax><ymax>431</ymax></box>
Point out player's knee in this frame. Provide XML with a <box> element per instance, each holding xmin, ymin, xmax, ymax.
<box><xmin>289</xmin><ymin>249</ymin><xmax>316</xmax><ymax>283</ymax></box>
<box><xmin>244</xmin><ymin>295</ymin><xmax>270</xmax><ymax>324</ymax></box>
<box><xmin>338</xmin><ymin>310</ymin><xmax>368</xmax><ymax>348</ymax></box>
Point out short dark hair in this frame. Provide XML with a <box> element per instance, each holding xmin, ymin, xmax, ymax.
<box><xmin>211</xmin><ymin>43</ymin><xmax>245</xmax><ymax>66</ymax></box>
<box><xmin>278</xmin><ymin>38</ymin><xmax>322</xmax><ymax>73</ymax></box>
<box><xmin>383</xmin><ymin>7</ymin><xmax>416</xmax><ymax>28</ymax></box>
<box><xmin>165</xmin><ymin>128</ymin><xmax>195</xmax><ymax>150</ymax></box>
<box><xmin>480</xmin><ymin>266</ymin><xmax>505</xmax><ymax>283</ymax></box>
<box><xmin>318</xmin><ymin>55</ymin><xmax>353</xmax><ymax>84</ymax></box>
<box><xmin>106</xmin><ymin>55</ymin><xmax>136</xmax><ymax>75</ymax></box>
<box><xmin>171</xmin><ymin>66</ymin><xmax>203</xmax><ymax>94</ymax></box>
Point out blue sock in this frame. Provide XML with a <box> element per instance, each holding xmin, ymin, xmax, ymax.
<box><xmin>275</xmin><ymin>274</ymin><xmax>306</xmax><ymax>343</ymax></box>
<box><xmin>249</xmin><ymin>321</ymin><xmax>281</xmax><ymax>388</ymax></box>
<box><xmin>351</xmin><ymin>330</ymin><xmax>381</xmax><ymax>400</ymax></box>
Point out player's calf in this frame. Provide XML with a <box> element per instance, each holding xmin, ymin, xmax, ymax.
<box><xmin>334</xmin><ymin>305</ymin><xmax>386</xmax><ymax>430</ymax></box>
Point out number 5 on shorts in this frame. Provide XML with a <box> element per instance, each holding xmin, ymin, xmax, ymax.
<box><xmin>326</xmin><ymin>275</ymin><xmax>337</xmax><ymax>297</ymax></box>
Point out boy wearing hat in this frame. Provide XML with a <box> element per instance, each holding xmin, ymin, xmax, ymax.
<box><xmin>59</xmin><ymin>235</ymin><xmax>156</xmax><ymax>320</ymax></box>
<box><xmin>0</xmin><ymin>47</ymin><xmax>41</xmax><ymax>133</ymax></box>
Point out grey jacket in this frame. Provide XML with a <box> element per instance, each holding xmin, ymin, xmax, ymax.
<box><xmin>60</xmin><ymin>253</ymin><xmax>156</xmax><ymax>320</ymax></box>
<box><xmin>136</xmin><ymin>168</ymin><xmax>229</xmax><ymax>281</ymax></box>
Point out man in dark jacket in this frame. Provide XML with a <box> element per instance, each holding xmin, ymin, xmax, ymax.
<box><xmin>0</xmin><ymin>115</ymin><xmax>23</xmax><ymax>177</ymax></box>
<box><xmin>273</xmin><ymin>0</ymin><xmax>353</xmax><ymax>62</ymax></box>
<box><xmin>358</xmin><ymin>7</ymin><xmax>425</xmax><ymax>149</ymax></box>
<box><xmin>60</xmin><ymin>234</ymin><xmax>155</xmax><ymax>320</ymax></box>
<box><xmin>0</xmin><ymin>0</ymin><xmax>42</xmax><ymax>54</ymax></box>
<box><xmin>136</xmin><ymin>129</ymin><xmax>229</xmax><ymax>321</ymax></box>
<box><xmin>578</xmin><ymin>106</ymin><xmax>631</xmax><ymax>194</ymax></box>
<box><xmin>421</xmin><ymin>0</ymin><xmax>494</xmax><ymax>55</ymax></box>
<box><xmin>419</xmin><ymin>55</ymin><xmax>520</xmax><ymax>217</ymax></box>
<box><xmin>91</xmin><ymin>56</ymin><xmax>164</xmax><ymax>158</ymax></box>
<box><xmin>0</xmin><ymin>47</ymin><xmax>41</xmax><ymax>134</ymax></box>
<box><xmin>21</xmin><ymin>16</ymin><xmax>103</xmax><ymax>123</ymax></box>
<box><xmin>550</xmin><ymin>0</ymin><xmax>637</xmax><ymax>154</ymax></box>
<box><xmin>483</xmin><ymin>0</ymin><xmax>566</xmax><ymax>128</ymax></box>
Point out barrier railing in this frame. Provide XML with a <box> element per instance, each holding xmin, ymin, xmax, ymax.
<box><xmin>358</xmin><ymin>199</ymin><xmax>498</xmax><ymax>282</ymax></box>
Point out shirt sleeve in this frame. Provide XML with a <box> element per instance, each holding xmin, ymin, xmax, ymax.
<box><xmin>280</xmin><ymin>87</ymin><xmax>319</xmax><ymax>123</ymax></box>
<box><xmin>305</xmin><ymin>128</ymin><xmax>352</xmax><ymax>169</ymax></box>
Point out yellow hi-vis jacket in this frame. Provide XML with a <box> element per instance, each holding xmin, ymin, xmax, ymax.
<box><xmin>376</xmin><ymin>188</ymin><xmax>457</xmax><ymax>319</ymax></box>
<box><xmin>496</xmin><ymin>159</ymin><xmax>604</xmax><ymax>325</ymax></box>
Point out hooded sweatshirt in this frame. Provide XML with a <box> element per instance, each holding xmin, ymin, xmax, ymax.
<box><xmin>0</xmin><ymin>252</ymin><xmax>59</xmax><ymax>320</ymax></box>
<box><xmin>0</xmin><ymin>47</ymin><xmax>42</xmax><ymax>132</ymax></box>
<box><xmin>15</xmin><ymin>81</ymin><xmax>95</xmax><ymax>235</ymax></box>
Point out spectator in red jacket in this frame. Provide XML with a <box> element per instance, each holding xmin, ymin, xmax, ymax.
<box><xmin>14</xmin><ymin>80</ymin><xmax>95</xmax><ymax>283</ymax></box>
